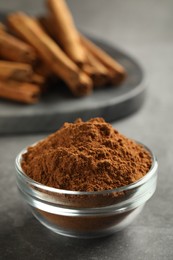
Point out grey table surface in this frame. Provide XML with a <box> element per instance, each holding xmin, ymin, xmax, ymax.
<box><xmin>0</xmin><ymin>0</ymin><xmax>173</xmax><ymax>259</ymax></box>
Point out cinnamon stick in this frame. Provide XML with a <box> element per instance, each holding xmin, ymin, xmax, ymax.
<box><xmin>38</xmin><ymin>15</ymin><xmax>110</xmax><ymax>87</ymax></box>
<box><xmin>39</xmin><ymin>15</ymin><xmax>125</xmax><ymax>87</ymax></box>
<box><xmin>0</xmin><ymin>81</ymin><xmax>41</xmax><ymax>104</ymax></box>
<box><xmin>0</xmin><ymin>61</ymin><xmax>33</xmax><ymax>81</ymax></box>
<box><xmin>80</xmin><ymin>35</ymin><xmax>126</xmax><ymax>85</ymax></box>
<box><xmin>46</xmin><ymin>0</ymin><xmax>86</xmax><ymax>67</ymax></box>
<box><xmin>0</xmin><ymin>31</ymin><xmax>37</xmax><ymax>64</ymax></box>
<box><xmin>7</xmin><ymin>12</ymin><xmax>93</xmax><ymax>96</ymax></box>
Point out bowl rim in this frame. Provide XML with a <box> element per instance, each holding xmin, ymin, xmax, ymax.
<box><xmin>15</xmin><ymin>141</ymin><xmax>158</xmax><ymax>196</ymax></box>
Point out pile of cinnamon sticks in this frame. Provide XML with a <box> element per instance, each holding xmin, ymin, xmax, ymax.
<box><xmin>0</xmin><ymin>0</ymin><xmax>126</xmax><ymax>104</ymax></box>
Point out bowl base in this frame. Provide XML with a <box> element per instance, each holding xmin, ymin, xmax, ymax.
<box><xmin>32</xmin><ymin>205</ymin><xmax>144</xmax><ymax>239</ymax></box>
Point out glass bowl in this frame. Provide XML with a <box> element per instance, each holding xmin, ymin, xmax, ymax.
<box><xmin>15</xmin><ymin>142</ymin><xmax>158</xmax><ymax>238</ymax></box>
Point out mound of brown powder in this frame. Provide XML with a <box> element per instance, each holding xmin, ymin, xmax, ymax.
<box><xmin>22</xmin><ymin>118</ymin><xmax>152</xmax><ymax>191</ymax></box>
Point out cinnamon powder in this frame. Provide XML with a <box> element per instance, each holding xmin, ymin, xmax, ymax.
<box><xmin>22</xmin><ymin>118</ymin><xmax>152</xmax><ymax>191</ymax></box>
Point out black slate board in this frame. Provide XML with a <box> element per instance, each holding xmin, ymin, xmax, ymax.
<box><xmin>0</xmin><ymin>13</ymin><xmax>145</xmax><ymax>134</ymax></box>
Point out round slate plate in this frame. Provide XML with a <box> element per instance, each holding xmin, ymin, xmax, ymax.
<box><xmin>0</xmin><ymin>21</ymin><xmax>145</xmax><ymax>134</ymax></box>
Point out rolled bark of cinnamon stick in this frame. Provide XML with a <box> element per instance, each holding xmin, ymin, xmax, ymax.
<box><xmin>7</xmin><ymin>12</ymin><xmax>93</xmax><ymax>96</ymax></box>
<box><xmin>0</xmin><ymin>61</ymin><xmax>33</xmax><ymax>81</ymax></box>
<box><xmin>46</xmin><ymin>0</ymin><xmax>86</xmax><ymax>67</ymax></box>
<box><xmin>0</xmin><ymin>31</ymin><xmax>37</xmax><ymax>64</ymax></box>
<box><xmin>0</xmin><ymin>81</ymin><xmax>41</xmax><ymax>104</ymax></box>
<box><xmin>80</xmin><ymin>35</ymin><xmax>126</xmax><ymax>85</ymax></box>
